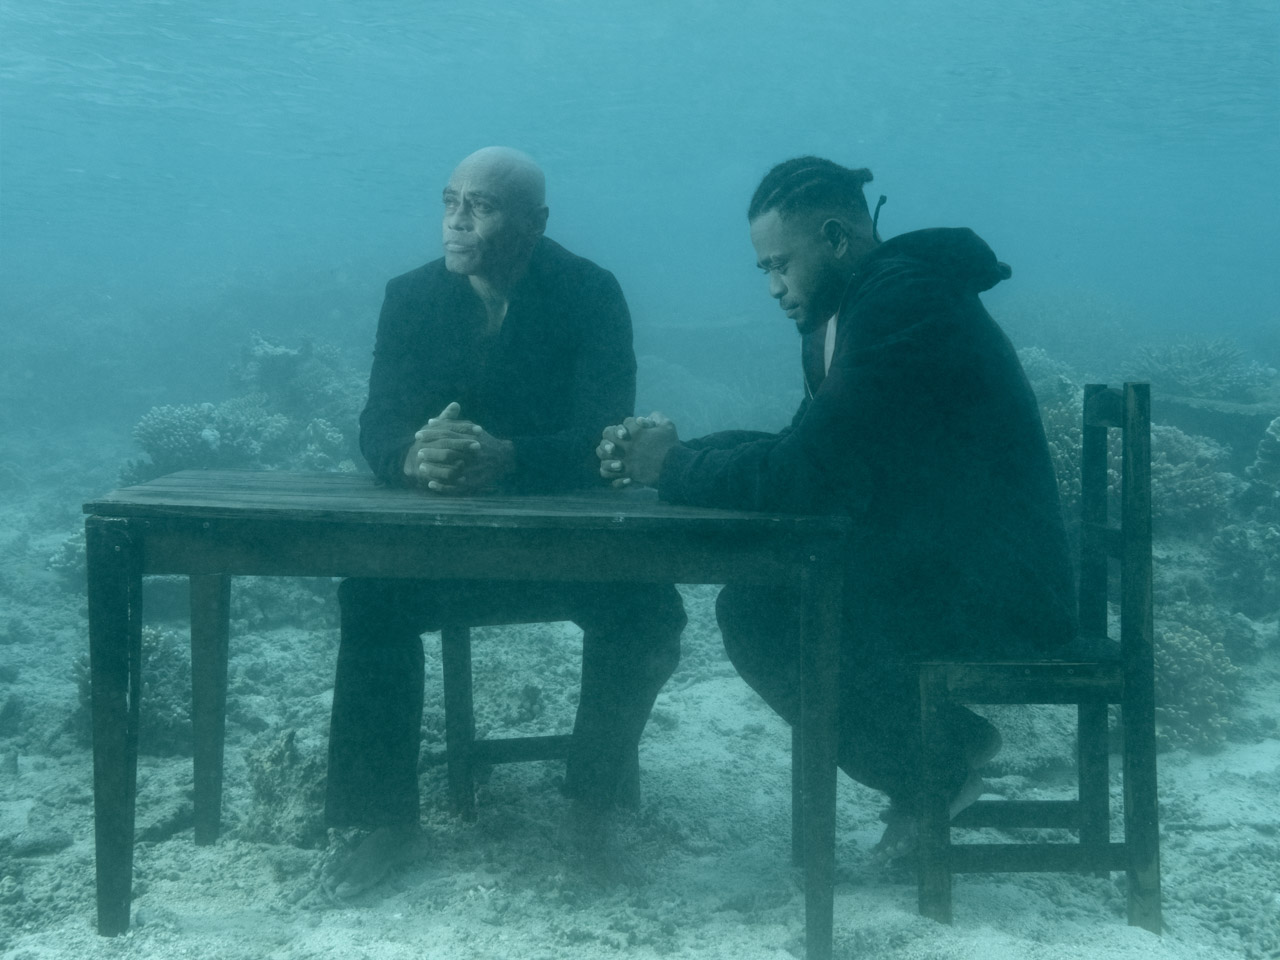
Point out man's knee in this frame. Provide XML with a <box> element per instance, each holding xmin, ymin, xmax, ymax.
<box><xmin>716</xmin><ymin>582</ymin><xmax>796</xmax><ymax>670</ymax></box>
<box><xmin>338</xmin><ymin>578</ymin><xmax>445</xmax><ymax>637</ymax></box>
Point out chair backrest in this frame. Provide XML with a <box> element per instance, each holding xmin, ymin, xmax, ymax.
<box><xmin>1077</xmin><ymin>383</ymin><xmax>1153</xmax><ymax>679</ymax></box>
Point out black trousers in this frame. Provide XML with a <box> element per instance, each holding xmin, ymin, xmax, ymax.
<box><xmin>325</xmin><ymin>578</ymin><xmax>686</xmax><ymax>827</ymax></box>
<box><xmin>716</xmin><ymin>582</ymin><xmax>992</xmax><ymax>815</ymax></box>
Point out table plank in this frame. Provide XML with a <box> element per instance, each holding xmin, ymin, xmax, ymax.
<box><xmin>85</xmin><ymin>471</ymin><xmax>847</xmax><ymax>533</ymax></box>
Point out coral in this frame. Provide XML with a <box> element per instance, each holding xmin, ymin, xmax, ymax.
<box><xmin>241</xmin><ymin>728</ymin><xmax>327</xmax><ymax>848</ymax></box>
<box><xmin>1150</xmin><ymin>425</ymin><xmax>1247</xmax><ymax>537</ymax></box>
<box><xmin>121</xmin><ymin>333</ymin><xmax>364</xmax><ymax>483</ymax></box>
<box><xmin>1016</xmin><ymin>347</ymin><xmax>1080</xmax><ymax>409</ymax></box>
<box><xmin>1037</xmin><ymin>389</ymin><xmax>1085</xmax><ymax>519</ymax></box>
<box><xmin>1233</xmin><ymin>417</ymin><xmax>1280</xmax><ymax>522</ymax></box>
<box><xmin>234</xmin><ymin>333</ymin><xmax>364</xmax><ymax>448</ymax></box>
<box><xmin>1124</xmin><ymin>337</ymin><xmax>1276</xmax><ymax>403</ymax></box>
<box><xmin>123</xmin><ymin>396</ymin><xmax>291</xmax><ymax>483</ymax></box>
<box><xmin>1153</xmin><ymin>619</ymin><xmax>1241</xmax><ymax>752</ymax></box>
<box><xmin>45</xmin><ymin>530</ymin><xmax>86</xmax><ymax>592</ymax></box>
<box><xmin>297</xmin><ymin>418</ymin><xmax>354</xmax><ymax>472</ymax></box>
<box><xmin>71</xmin><ymin>626</ymin><xmax>192</xmax><ymax>756</ymax></box>
<box><xmin>1157</xmin><ymin>600</ymin><xmax>1273</xmax><ymax>665</ymax></box>
<box><xmin>1210</xmin><ymin>520</ymin><xmax>1280</xmax><ymax>619</ymax></box>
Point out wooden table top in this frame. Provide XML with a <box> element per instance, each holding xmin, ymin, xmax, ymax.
<box><xmin>84</xmin><ymin>470</ymin><xmax>851</xmax><ymax>535</ymax></box>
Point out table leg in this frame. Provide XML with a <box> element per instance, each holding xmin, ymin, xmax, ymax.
<box><xmin>190</xmin><ymin>575</ymin><xmax>231</xmax><ymax>845</ymax></box>
<box><xmin>799</xmin><ymin>562</ymin><xmax>841</xmax><ymax>960</ymax></box>
<box><xmin>86</xmin><ymin>517</ymin><xmax>143</xmax><ymax>936</ymax></box>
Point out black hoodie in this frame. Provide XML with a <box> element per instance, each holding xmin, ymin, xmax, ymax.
<box><xmin>657</xmin><ymin>228</ymin><xmax>1076</xmax><ymax>659</ymax></box>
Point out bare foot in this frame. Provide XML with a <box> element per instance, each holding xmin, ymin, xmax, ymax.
<box><xmin>872</xmin><ymin>769</ymin><xmax>990</xmax><ymax>865</ymax></box>
<box><xmin>324</xmin><ymin>824</ymin><xmax>428</xmax><ymax>900</ymax></box>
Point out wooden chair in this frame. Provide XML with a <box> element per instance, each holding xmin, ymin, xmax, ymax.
<box><xmin>917</xmin><ymin>382</ymin><xmax>1161</xmax><ymax>933</ymax></box>
<box><xmin>440</xmin><ymin>621</ymin><xmax>573</xmax><ymax>821</ymax></box>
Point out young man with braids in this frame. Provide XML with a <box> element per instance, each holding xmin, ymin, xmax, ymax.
<box><xmin>599</xmin><ymin>157</ymin><xmax>1075</xmax><ymax>856</ymax></box>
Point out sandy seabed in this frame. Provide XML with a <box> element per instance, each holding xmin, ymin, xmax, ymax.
<box><xmin>1</xmin><ymin>449</ymin><xmax>1277</xmax><ymax>960</ymax></box>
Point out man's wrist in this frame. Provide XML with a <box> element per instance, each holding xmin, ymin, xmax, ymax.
<box><xmin>496</xmin><ymin>438</ymin><xmax>517</xmax><ymax>478</ymax></box>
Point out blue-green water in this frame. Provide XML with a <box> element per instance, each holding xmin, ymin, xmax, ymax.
<box><xmin>3</xmin><ymin>1</ymin><xmax>1277</xmax><ymax>344</ymax></box>
<box><xmin>2</xmin><ymin>4</ymin><xmax>1279</xmax><ymax>959</ymax></box>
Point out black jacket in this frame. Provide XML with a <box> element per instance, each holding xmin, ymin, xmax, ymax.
<box><xmin>359</xmin><ymin>237</ymin><xmax>636</xmax><ymax>492</ymax></box>
<box><xmin>658</xmin><ymin>228</ymin><xmax>1076</xmax><ymax>658</ymax></box>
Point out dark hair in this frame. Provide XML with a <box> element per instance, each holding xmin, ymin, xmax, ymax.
<box><xmin>747</xmin><ymin>156</ymin><xmax>874</xmax><ymax>223</ymax></box>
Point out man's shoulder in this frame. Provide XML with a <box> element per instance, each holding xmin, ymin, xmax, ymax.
<box><xmin>385</xmin><ymin>257</ymin><xmax>452</xmax><ymax>298</ymax></box>
<box><xmin>532</xmin><ymin>237</ymin><xmax>617</xmax><ymax>288</ymax></box>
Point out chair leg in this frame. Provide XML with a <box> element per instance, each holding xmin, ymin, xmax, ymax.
<box><xmin>190</xmin><ymin>575</ymin><xmax>231</xmax><ymax>845</ymax></box>
<box><xmin>1122</xmin><ymin>703</ymin><xmax>1163</xmax><ymax>932</ymax></box>
<box><xmin>791</xmin><ymin>724</ymin><xmax>804</xmax><ymax>867</ymax></box>
<box><xmin>918</xmin><ymin>666</ymin><xmax>953</xmax><ymax>924</ymax></box>
<box><xmin>1078</xmin><ymin>702</ymin><xmax>1110</xmax><ymax>878</ymax></box>
<box><xmin>441</xmin><ymin>625</ymin><xmax>476</xmax><ymax>822</ymax></box>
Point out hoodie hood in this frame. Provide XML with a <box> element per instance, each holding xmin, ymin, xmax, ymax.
<box><xmin>855</xmin><ymin>227</ymin><xmax>1011</xmax><ymax>295</ymax></box>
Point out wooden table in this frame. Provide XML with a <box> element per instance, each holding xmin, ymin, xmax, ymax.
<box><xmin>84</xmin><ymin>471</ymin><xmax>850</xmax><ymax>958</ymax></box>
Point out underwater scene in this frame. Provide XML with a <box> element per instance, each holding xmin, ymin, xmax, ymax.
<box><xmin>1</xmin><ymin>2</ymin><xmax>1278</xmax><ymax>958</ymax></box>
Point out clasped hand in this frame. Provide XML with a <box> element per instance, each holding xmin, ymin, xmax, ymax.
<box><xmin>597</xmin><ymin>413</ymin><xmax>679</xmax><ymax>488</ymax></box>
<box><xmin>403</xmin><ymin>402</ymin><xmax>514</xmax><ymax>494</ymax></box>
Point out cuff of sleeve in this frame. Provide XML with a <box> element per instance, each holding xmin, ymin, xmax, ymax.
<box><xmin>656</xmin><ymin>443</ymin><xmax>695</xmax><ymax>503</ymax></box>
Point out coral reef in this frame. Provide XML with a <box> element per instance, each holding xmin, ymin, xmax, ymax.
<box><xmin>1149</xmin><ymin>425</ymin><xmax>1246</xmax><ymax>537</ymax></box>
<box><xmin>1153</xmin><ymin>619</ymin><xmax>1241</xmax><ymax>752</ymax></box>
<box><xmin>1123</xmin><ymin>337</ymin><xmax>1276</xmax><ymax>403</ymax></box>
<box><xmin>1247</xmin><ymin>415</ymin><xmax>1280</xmax><ymax>483</ymax></box>
<box><xmin>45</xmin><ymin>531</ymin><xmax>86</xmax><ymax>592</ymax></box>
<box><xmin>71</xmin><ymin>626</ymin><xmax>192</xmax><ymax>756</ymax></box>
<box><xmin>234</xmin><ymin>333</ymin><xmax>365</xmax><ymax>448</ymax></box>
<box><xmin>123</xmin><ymin>397</ymin><xmax>291</xmax><ymax>483</ymax></box>
<box><xmin>1016</xmin><ymin>346</ymin><xmax>1080</xmax><ymax>409</ymax></box>
<box><xmin>1211</xmin><ymin>521</ymin><xmax>1280</xmax><ymax>620</ymax></box>
<box><xmin>121</xmin><ymin>333</ymin><xmax>364</xmax><ymax>483</ymax></box>
<box><xmin>1037</xmin><ymin>389</ymin><xmax>1085</xmax><ymax>520</ymax></box>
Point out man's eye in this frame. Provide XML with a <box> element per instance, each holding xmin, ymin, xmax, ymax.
<box><xmin>443</xmin><ymin>199</ymin><xmax>458</xmax><ymax>211</ymax></box>
<box><xmin>472</xmin><ymin>202</ymin><xmax>493</xmax><ymax>215</ymax></box>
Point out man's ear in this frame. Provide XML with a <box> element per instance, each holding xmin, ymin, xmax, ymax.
<box><xmin>530</xmin><ymin>204</ymin><xmax>549</xmax><ymax>237</ymax></box>
<box><xmin>820</xmin><ymin>218</ymin><xmax>848</xmax><ymax>256</ymax></box>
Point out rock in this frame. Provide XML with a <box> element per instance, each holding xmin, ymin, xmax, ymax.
<box><xmin>10</xmin><ymin>826</ymin><xmax>73</xmax><ymax>857</ymax></box>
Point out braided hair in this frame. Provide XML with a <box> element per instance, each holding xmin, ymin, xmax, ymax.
<box><xmin>747</xmin><ymin>156</ymin><xmax>874</xmax><ymax>224</ymax></box>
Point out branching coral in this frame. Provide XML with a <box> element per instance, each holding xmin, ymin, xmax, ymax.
<box><xmin>1124</xmin><ymin>338</ymin><xmax>1276</xmax><ymax>403</ymax></box>
<box><xmin>1153</xmin><ymin>619</ymin><xmax>1241</xmax><ymax>752</ymax></box>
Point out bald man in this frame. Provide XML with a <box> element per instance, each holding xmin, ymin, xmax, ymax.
<box><xmin>325</xmin><ymin>148</ymin><xmax>686</xmax><ymax>895</ymax></box>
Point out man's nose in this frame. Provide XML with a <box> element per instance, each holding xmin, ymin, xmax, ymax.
<box><xmin>768</xmin><ymin>274</ymin><xmax>786</xmax><ymax>300</ymax></box>
<box><xmin>445</xmin><ymin>205</ymin><xmax>472</xmax><ymax>231</ymax></box>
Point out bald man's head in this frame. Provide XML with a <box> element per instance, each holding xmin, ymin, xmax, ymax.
<box><xmin>442</xmin><ymin>146</ymin><xmax>549</xmax><ymax>281</ymax></box>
